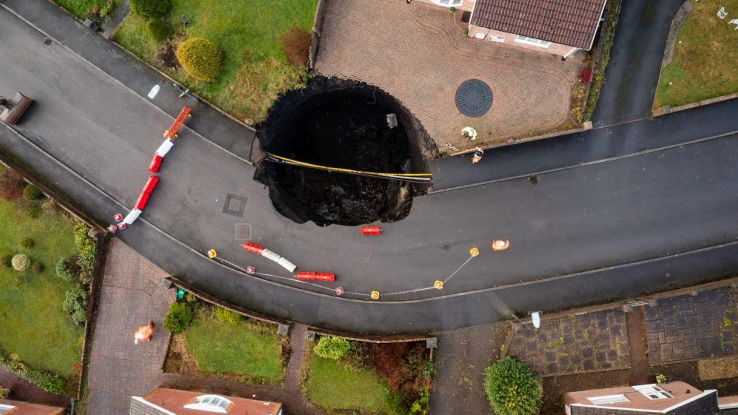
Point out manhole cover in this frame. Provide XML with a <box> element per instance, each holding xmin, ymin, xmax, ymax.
<box><xmin>455</xmin><ymin>79</ymin><xmax>493</xmax><ymax>117</ymax></box>
<box><xmin>222</xmin><ymin>193</ymin><xmax>247</xmax><ymax>217</ymax></box>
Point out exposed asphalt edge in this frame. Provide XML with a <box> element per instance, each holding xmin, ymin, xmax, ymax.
<box><xmin>429</xmin><ymin>127</ymin><xmax>738</xmax><ymax>194</ymax></box>
<box><xmin>660</xmin><ymin>0</ymin><xmax>692</xmax><ymax>68</ymax></box>
<box><xmin>0</xmin><ymin>2</ymin><xmax>255</xmax><ymax>167</ymax></box>
<box><xmin>4</xmin><ymin>123</ymin><xmax>738</xmax><ymax>307</ymax></box>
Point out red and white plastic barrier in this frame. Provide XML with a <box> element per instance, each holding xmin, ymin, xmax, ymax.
<box><xmin>241</xmin><ymin>243</ymin><xmax>297</xmax><ymax>273</ymax></box>
<box><xmin>295</xmin><ymin>271</ymin><xmax>336</xmax><ymax>282</ymax></box>
<box><xmin>148</xmin><ymin>139</ymin><xmax>174</xmax><ymax>173</ymax></box>
<box><xmin>163</xmin><ymin>106</ymin><xmax>192</xmax><ymax>139</ymax></box>
<box><xmin>121</xmin><ymin>176</ymin><xmax>160</xmax><ymax>227</ymax></box>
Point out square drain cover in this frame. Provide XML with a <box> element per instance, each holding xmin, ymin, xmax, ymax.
<box><xmin>222</xmin><ymin>193</ymin><xmax>247</xmax><ymax>217</ymax></box>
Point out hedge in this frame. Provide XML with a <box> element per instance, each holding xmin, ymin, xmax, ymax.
<box><xmin>176</xmin><ymin>38</ymin><xmax>222</xmax><ymax>82</ymax></box>
<box><xmin>0</xmin><ymin>350</ymin><xmax>66</xmax><ymax>395</ymax></box>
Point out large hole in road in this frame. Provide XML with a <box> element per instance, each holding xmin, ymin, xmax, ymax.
<box><xmin>255</xmin><ymin>77</ymin><xmax>436</xmax><ymax>226</ymax></box>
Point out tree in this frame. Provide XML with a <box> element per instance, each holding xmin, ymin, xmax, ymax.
<box><xmin>176</xmin><ymin>38</ymin><xmax>222</xmax><ymax>82</ymax></box>
<box><xmin>484</xmin><ymin>357</ymin><xmax>541</xmax><ymax>415</ymax></box>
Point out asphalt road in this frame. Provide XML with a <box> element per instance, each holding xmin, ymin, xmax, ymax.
<box><xmin>1</xmin><ymin>4</ymin><xmax>738</xmax><ymax>334</ymax></box>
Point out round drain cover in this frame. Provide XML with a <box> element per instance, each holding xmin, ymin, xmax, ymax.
<box><xmin>455</xmin><ymin>79</ymin><xmax>493</xmax><ymax>117</ymax></box>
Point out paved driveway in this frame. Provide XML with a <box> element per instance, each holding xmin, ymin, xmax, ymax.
<box><xmin>86</xmin><ymin>240</ymin><xmax>174</xmax><ymax>414</ymax></box>
<box><xmin>315</xmin><ymin>0</ymin><xmax>581</xmax><ymax>152</ymax></box>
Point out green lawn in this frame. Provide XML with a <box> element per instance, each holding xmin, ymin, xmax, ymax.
<box><xmin>184</xmin><ymin>308</ymin><xmax>284</xmax><ymax>385</ymax></box>
<box><xmin>654</xmin><ymin>0</ymin><xmax>738</xmax><ymax>108</ymax></box>
<box><xmin>304</xmin><ymin>355</ymin><xmax>405</xmax><ymax>415</ymax></box>
<box><xmin>53</xmin><ymin>0</ymin><xmax>115</xmax><ymax>19</ymax></box>
<box><xmin>0</xmin><ymin>197</ymin><xmax>82</xmax><ymax>377</ymax></box>
<box><xmin>114</xmin><ymin>0</ymin><xmax>317</xmax><ymax>122</ymax></box>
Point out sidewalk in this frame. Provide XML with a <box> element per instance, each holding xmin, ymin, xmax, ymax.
<box><xmin>85</xmin><ymin>239</ymin><xmax>175</xmax><ymax>414</ymax></box>
<box><xmin>0</xmin><ymin>0</ymin><xmax>255</xmax><ymax>162</ymax></box>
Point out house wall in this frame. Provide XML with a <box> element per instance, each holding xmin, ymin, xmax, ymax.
<box><xmin>414</xmin><ymin>0</ymin><xmax>475</xmax><ymax>12</ymax></box>
<box><xmin>467</xmin><ymin>24</ymin><xmax>579</xmax><ymax>58</ymax></box>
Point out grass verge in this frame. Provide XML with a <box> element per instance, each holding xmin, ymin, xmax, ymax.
<box><xmin>114</xmin><ymin>0</ymin><xmax>317</xmax><ymax>123</ymax></box>
<box><xmin>52</xmin><ymin>0</ymin><xmax>116</xmax><ymax>20</ymax></box>
<box><xmin>654</xmin><ymin>0</ymin><xmax>738</xmax><ymax>108</ymax></box>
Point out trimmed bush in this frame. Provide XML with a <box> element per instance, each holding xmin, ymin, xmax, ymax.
<box><xmin>1</xmin><ymin>255</ymin><xmax>12</xmax><ymax>268</ymax></box>
<box><xmin>146</xmin><ymin>19</ymin><xmax>172</xmax><ymax>42</ymax></box>
<box><xmin>176</xmin><ymin>38</ymin><xmax>222</xmax><ymax>82</ymax></box>
<box><xmin>130</xmin><ymin>0</ymin><xmax>170</xmax><ymax>18</ymax></box>
<box><xmin>313</xmin><ymin>336</ymin><xmax>351</xmax><ymax>360</ymax></box>
<box><xmin>484</xmin><ymin>357</ymin><xmax>541</xmax><ymax>415</ymax></box>
<box><xmin>215</xmin><ymin>307</ymin><xmax>243</xmax><ymax>324</ymax></box>
<box><xmin>19</xmin><ymin>238</ymin><xmax>34</xmax><ymax>249</ymax></box>
<box><xmin>22</xmin><ymin>185</ymin><xmax>43</xmax><ymax>201</ymax></box>
<box><xmin>55</xmin><ymin>256</ymin><xmax>76</xmax><ymax>282</ymax></box>
<box><xmin>164</xmin><ymin>302</ymin><xmax>194</xmax><ymax>333</ymax></box>
<box><xmin>11</xmin><ymin>254</ymin><xmax>29</xmax><ymax>272</ymax></box>
<box><xmin>280</xmin><ymin>28</ymin><xmax>311</xmax><ymax>66</ymax></box>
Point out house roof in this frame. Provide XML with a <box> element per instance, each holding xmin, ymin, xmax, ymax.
<box><xmin>130</xmin><ymin>388</ymin><xmax>282</xmax><ymax>415</ymax></box>
<box><xmin>0</xmin><ymin>399</ymin><xmax>65</xmax><ymax>415</ymax></box>
<box><xmin>565</xmin><ymin>382</ymin><xmax>720</xmax><ymax>414</ymax></box>
<box><xmin>470</xmin><ymin>0</ymin><xmax>608</xmax><ymax>49</ymax></box>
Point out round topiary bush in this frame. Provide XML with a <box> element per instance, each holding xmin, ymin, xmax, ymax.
<box><xmin>484</xmin><ymin>357</ymin><xmax>541</xmax><ymax>415</ymax></box>
<box><xmin>11</xmin><ymin>254</ymin><xmax>30</xmax><ymax>272</ymax></box>
<box><xmin>130</xmin><ymin>0</ymin><xmax>170</xmax><ymax>18</ymax></box>
<box><xmin>1</xmin><ymin>255</ymin><xmax>12</xmax><ymax>268</ymax></box>
<box><xmin>215</xmin><ymin>307</ymin><xmax>243</xmax><ymax>324</ymax></box>
<box><xmin>164</xmin><ymin>302</ymin><xmax>194</xmax><ymax>333</ymax></box>
<box><xmin>176</xmin><ymin>38</ymin><xmax>222</xmax><ymax>82</ymax></box>
<box><xmin>313</xmin><ymin>336</ymin><xmax>352</xmax><ymax>360</ymax></box>
<box><xmin>145</xmin><ymin>19</ymin><xmax>172</xmax><ymax>42</ymax></box>
<box><xmin>19</xmin><ymin>238</ymin><xmax>34</xmax><ymax>249</ymax></box>
<box><xmin>22</xmin><ymin>185</ymin><xmax>43</xmax><ymax>201</ymax></box>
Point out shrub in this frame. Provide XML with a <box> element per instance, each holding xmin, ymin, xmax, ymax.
<box><xmin>11</xmin><ymin>254</ymin><xmax>29</xmax><ymax>272</ymax></box>
<box><xmin>130</xmin><ymin>0</ymin><xmax>170</xmax><ymax>18</ymax></box>
<box><xmin>146</xmin><ymin>19</ymin><xmax>172</xmax><ymax>42</ymax></box>
<box><xmin>19</xmin><ymin>238</ymin><xmax>34</xmax><ymax>249</ymax></box>
<box><xmin>55</xmin><ymin>256</ymin><xmax>76</xmax><ymax>282</ymax></box>
<box><xmin>1</xmin><ymin>255</ymin><xmax>12</xmax><ymax>268</ymax></box>
<box><xmin>163</xmin><ymin>302</ymin><xmax>194</xmax><ymax>333</ymax></box>
<box><xmin>22</xmin><ymin>184</ymin><xmax>43</xmax><ymax>201</ymax></box>
<box><xmin>215</xmin><ymin>307</ymin><xmax>243</xmax><ymax>324</ymax></box>
<box><xmin>176</xmin><ymin>38</ymin><xmax>222</xmax><ymax>82</ymax></box>
<box><xmin>63</xmin><ymin>286</ymin><xmax>89</xmax><ymax>325</ymax></box>
<box><xmin>409</xmin><ymin>390</ymin><xmax>430</xmax><ymax>415</ymax></box>
<box><xmin>0</xmin><ymin>349</ymin><xmax>66</xmax><ymax>395</ymax></box>
<box><xmin>74</xmin><ymin>222</ymin><xmax>96</xmax><ymax>259</ymax></box>
<box><xmin>280</xmin><ymin>28</ymin><xmax>311</xmax><ymax>66</ymax></box>
<box><xmin>31</xmin><ymin>261</ymin><xmax>44</xmax><ymax>273</ymax></box>
<box><xmin>313</xmin><ymin>336</ymin><xmax>351</xmax><ymax>360</ymax></box>
<box><xmin>41</xmin><ymin>197</ymin><xmax>57</xmax><ymax>213</ymax></box>
<box><xmin>484</xmin><ymin>357</ymin><xmax>541</xmax><ymax>415</ymax></box>
<box><xmin>0</xmin><ymin>386</ymin><xmax>7</xmax><ymax>399</ymax></box>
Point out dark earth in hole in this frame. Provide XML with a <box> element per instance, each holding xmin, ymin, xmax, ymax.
<box><xmin>255</xmin><ymin>77</ymin><xmax>434</xmax><ymax>226</ymax></box>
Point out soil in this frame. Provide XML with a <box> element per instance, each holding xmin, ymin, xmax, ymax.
<box><xmin>654</xmin><ymin>360</ymin><xmax>738</xmax><ymax>397</ymax></box>
<box><xmin>255</xmin><ymin>77</ymin><xmax>436</xmax><ymax>226</ymax></box>
<box><xmin>0</xmin><ymin>167</ymin><xmax>23</xmax><ymax>200</ymax></box>
<box><xmin>157</xmin><ymin>43</ymin><xmax>179</xmax><ymax>69</ymax></box>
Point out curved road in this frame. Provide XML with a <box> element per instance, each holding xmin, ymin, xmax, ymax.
<box><xmin>1</xmin><ymin>2</ymin><xmax>737</xmax><ymax>334</ymax></box>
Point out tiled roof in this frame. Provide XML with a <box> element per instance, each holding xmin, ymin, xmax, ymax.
<box><xmin>470</xmin><ymin>0</ymin><xmax>608</xmax><ymax>49</ymax></box>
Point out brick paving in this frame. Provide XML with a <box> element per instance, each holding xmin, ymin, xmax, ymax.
<box><xmin>645</xmin><ymin>287</ymin><xmax>738</xmax><ymax>365</ymax></box>
<box><xmin>86</xmin><ymin>239</ymin><xmax>175</xmax><ymax>414</ymax></box>
<box><xmin>315</xmin><ymin>0</ymin><xmax>582</xmax><ymax>153</ymax></box>
<box><xmin>506</xmin><ymin>310</ymin><xmax>631</xmax><ymax>377</ymax></box>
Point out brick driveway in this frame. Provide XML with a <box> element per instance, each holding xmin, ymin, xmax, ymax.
<box><xmin>315</xmin><ymin>0</ymin><xmax>582</xmax><ymax>153</ymax></box>
<box><xmin>86</xmin><ymin>239</ymin><xmax>174</xmax><ymax>414</ymax></box>
<box><xmin>645</xmin><ymin>287</ymin><xmax>738</xmax><ymax>365</ymax></box>
<box><xmin>506</xmin><ymin>310</ymin><xmax>631</xmax><ymax>377</ymax></box>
